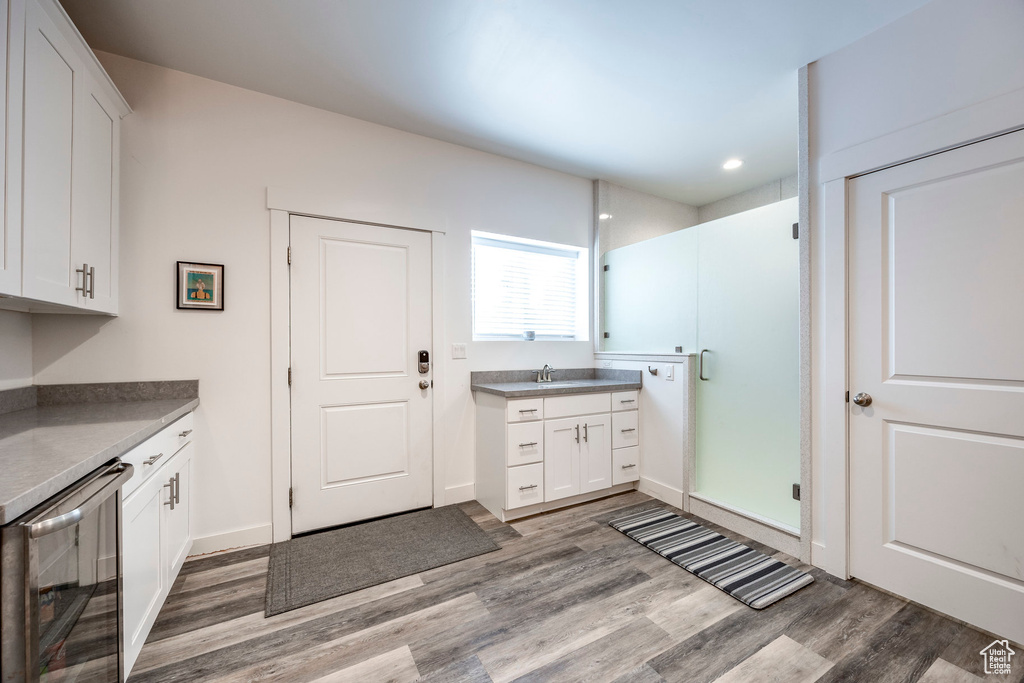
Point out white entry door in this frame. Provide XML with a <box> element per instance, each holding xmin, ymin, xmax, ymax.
<box><xmin>848</xmin><ymin>129</ymin><xmax>1024</xmax><ymax>644</ymax></box>
<box><xmin>290</xmin><ymin>215</ymin><xmax>433</xmax><ymax>534</ymax></box>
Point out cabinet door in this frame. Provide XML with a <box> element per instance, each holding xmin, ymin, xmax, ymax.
<box><xmin>71</xmin><ymin>73</ymin><xmax>119</xmax><ymax>313</ymax></box>
<box><xmin>0</xmin><ymin>0</ymin><xmax>19</xmax><ymax>296</ymax></box>
<box><xmin>21</xmin><ymin>0</ymin><xmax>79</xmax><ymax>306</ymax></box>
<box><xmin>122</xmin><ymin>474</ymin><xmax>165</xmax><ymax>676</ymax></box>
<box><xmin>162</xmin><ymin>443</ymin><xmax>193</xmax><ymax>582</ymax></box>
<box><xmin>580</xmin><ymin>413</ymin><xmax>612</xmax><ymax>494</ymax></box>
<box><xmin>544</xmin><ymin>417</ymin><xmax>580</xmax><ymax>501</ymax></box>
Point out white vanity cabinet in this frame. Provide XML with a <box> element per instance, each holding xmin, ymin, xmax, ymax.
<box><xmin>122</xmin><ymin>413</ymin><xmax>195</xmax><ymax>676</ymax></box>
<box><xmin>475</xmin><ymin>389</ymin><xmax>639</xmax><ymax>522</ymax></box>
<box><xmin>0</xmin><ymin>0</ymin><xmax>129</xmax><ymax>313</ymax></box>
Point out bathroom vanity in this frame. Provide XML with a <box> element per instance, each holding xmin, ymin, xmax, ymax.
<box><xmin>472</xmin><ymin>369</ymin><xmax>642</xmax><ymax>522</ymax></box>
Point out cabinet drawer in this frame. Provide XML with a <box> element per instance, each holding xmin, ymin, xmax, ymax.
<box><xmin>612</xmin><ymin>391</ymin><xmax>638</xmax><ymax>412</ymax></box>
<box><xmin>122</xmin><ymin>413</ymin><xmax>194</xmax><ymax>498</ymax></box>
<box><xmin>612</xmin><ymin>411</ymin><xmax>639</xmax><ymax>449</ymax></box>
<box><xmin>507</xmin><ymin>398</ymin><xmax>543</xmax><ymax>422</ymax></box>
<box><xmin>507</xmin><ymin>422</ymin><xmax>543</xmax><ymax>467</ymax></box>
<box><xmin>544</xmin><ymin>393</ymin><xmax>611</xmax><ymax>419</ymax></box>
<box><xmin>613</xmin><ymin>447</ymin><xmax>640</xmax><ymax>485</ymax></box>
<box><xmin>506</xmin><ymin>463</ymin><xmax>544</xmax><ymax>509</ymax></box>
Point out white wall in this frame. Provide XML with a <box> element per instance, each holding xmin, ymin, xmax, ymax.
<box><xmin>596</xmin><ymin>180</ymin><xmax>698</xmax><ymax>254</ymax></box>
<box><xmin>808</xmin><ymin>0</ymin><xmax>1024</xmax><ymax>573</ymax></box>
<box><xmin>31</xmin><ymin>53</ymin><xmax>595</xmax><ymax>550</ymax></box>
<box><xmin>0</xmin><ymin>311</ymin><xmax>32</xmax><ymax>389</ymax></box>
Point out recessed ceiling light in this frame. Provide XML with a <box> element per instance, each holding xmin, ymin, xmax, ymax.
<box><xmin>723</xmin><ymin>159</ymin><xmax>743</xmax><ymax>170</ymax></box>
<box><xmin>599</xmin><ymin>213</ymin><xmax>612</xmax><ymax>220</ymax></box>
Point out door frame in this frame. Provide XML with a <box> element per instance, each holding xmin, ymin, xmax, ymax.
<box><xmin>812</xmin><ymin>76</ymin><xmax>1024</xmax><ymax>578</ymax></box>
<box><xmin>266</xmin><ymin>187</ymin><xmax>447</xmax><ymax>543</ymax></box>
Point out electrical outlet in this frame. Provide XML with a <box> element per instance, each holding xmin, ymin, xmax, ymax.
<box><xmin>600</xmin><ymin>360</ymin><xmax>613</xmax><ymax>368</ymax></box>
<box><xmin>451</xmin><ymin>343</ymin><xmax>467</xmax><ymax>360</ymax></box>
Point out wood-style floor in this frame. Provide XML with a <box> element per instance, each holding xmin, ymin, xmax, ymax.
<box><xmin>128</xmin><ymin>492</ymin><xmax>1020</xmax><ymax>683</ymax></box>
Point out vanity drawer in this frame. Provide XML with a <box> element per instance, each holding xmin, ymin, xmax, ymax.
<box><xmin>507</xmin><ymin>422</ymin><xmax>543</xmax><ymax>467</ymax></box>
<box><xmin>612</xmin><ymin>391</ymin><xmax>638</xmax><ymax>412</ymax></box>
<box><xmin>506</xmin><ymin>463</ymin><xmax>544</xmax><ymax>509</ymax></box>
<box><xmin>507</xmin><ymin>398</ymin><xmax>543</xmax><ymax>422</ymax></box>
<box><xmin>122</xmin><ymin>413</ymin><xmax>194</xmax><ymax>498</ymax></box>
<box><xmin>613</xmin><ymin>447</ymin><xmax>640</xmax><ymax>485</ymax></box>
<box><xmin>544</xmin><ymin>393</ymin><xmax>610</xmax><ymax>419</ymax></box>
<box><xmin>612</xmin><ymin>411</ymin><xmax>639</xmax><ymax>449</ymax></box>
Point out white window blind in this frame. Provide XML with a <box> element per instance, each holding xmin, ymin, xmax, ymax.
<box><xmin>472</xmin><ymin>232</ymin><xmax>586</xmax><ymax>340</ymax></box>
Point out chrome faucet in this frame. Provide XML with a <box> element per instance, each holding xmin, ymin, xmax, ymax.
<box><xmin>536</xmin><ymin>364</ymin><xmax>555</xmax><ymax>383</ymax></box>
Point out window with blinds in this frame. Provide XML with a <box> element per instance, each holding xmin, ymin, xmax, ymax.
<box><xmin>471</xmin><ymin>232</ymin><xmax>588</xmax><ymax>341</ymax></box>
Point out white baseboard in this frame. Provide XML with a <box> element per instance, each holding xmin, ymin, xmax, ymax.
<box><xmin>638</xmin><ymin>477</ymin><xmax>683</xmax><ymax>509</ymax></box>
<box><xmin>189</xmin><ymin>523</ymin><xmax>273</xmax><ymax>556</ymax></box>
<box><xmin>688</xmin><ymin>495</ymin><xmax>801</xmax><ymax>558</ymax></box>
<box><xmin>444</xmin><ymin>483</ymin><xmax>475</xmax><ymax>506</ymax></box>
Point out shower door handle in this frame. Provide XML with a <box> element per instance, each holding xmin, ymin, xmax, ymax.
<box><xmin>699</xmin><ymin>349</ymin><xmax>710</xmax><ymax>381</ymax></box>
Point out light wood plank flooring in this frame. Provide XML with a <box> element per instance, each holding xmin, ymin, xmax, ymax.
<box><xmin>128</xmin><ymin>492</ymin><xmax>1021</xmax><ymax>683</ymax></box>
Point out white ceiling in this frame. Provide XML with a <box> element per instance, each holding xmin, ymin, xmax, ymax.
<box><xmin>60</xmin><ymin>0</ymin><xmax>930</xmax><ymax>206</ymax></box>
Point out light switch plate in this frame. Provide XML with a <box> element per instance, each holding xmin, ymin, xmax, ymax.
<box><xmin>665</xmin><ymin>365</ymin><xmax>674</xmax><ymax>380</ymax></box>
<box><xmin>451</xmin><ymin>343</ymin><xmax>467</xmax><ymax>360</ymax></box>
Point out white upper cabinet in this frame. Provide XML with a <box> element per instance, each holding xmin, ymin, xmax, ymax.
<box><xmin>0</xmin><ymin>0</ymin><xmax>129</xmax><ymax>313</ymax></box>
<box><xmin>0</xmin><ymin>0</ymin><xmax>18</xmax><ymax>295</ymax></box>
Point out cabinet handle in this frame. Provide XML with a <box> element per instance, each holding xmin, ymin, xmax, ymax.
<box><xmin>164</xmin><ymin>477</ymin><xmax>175</xmax><ymax>510</ymax></box>
<box><xmin>87</xmin><ymin>266</ymin><xmax>95</xmax><ymax>299</ymax></box>
<box><xmin>518</xmin><ymin>484</ymin><xmax>538</xmax><ymax>491</ymax></box>
<box><xmin>174</xmin><ymin>472</ymin><xmax>181</xmax><ymax>505</ymax></box>
<box><xmin>518</xmin><ymin>408</ymin><xmax>537</xmax><ymax>414</ymax></box>
<box><xmin>620</xmin><ymin>428</ymin><xmax>636</xmax><ymax>433</ymax></box>
<box><xmin>518</xmin><ymin>442</ymin><xmax>538</xmax><ymax>448</ymax></box>
<box><xmin>143</xmin><ymin>452</ymin><xmax>165</xmax><ymax>466</ymax></box>
<box><xmin>75</xmin><ymin>263</ymin><xmax>89</xmax><ymax>296</ymax></box>
<box><xmin>619</xmin><ymin>399</ymin><xmax>635</xmax><ymax>404</ymax></box>
<box><xmin>583</xmin><ymin>423</ymin><xmax>588</xmax><ymax>443</ymax></box>
<box><xmin>621</xmin><ymin>463</ymin><xmax>637</xmax><ymax>469</ymax></box>
<box><xmin>575</xmin><ymin>425</ymin><xmax>580</xmax><ymax>444</ymax></box>
<box><xmin>179</xmin><ymin>429</ymin><xmax>193</xmax><ymax>438</ymax></box>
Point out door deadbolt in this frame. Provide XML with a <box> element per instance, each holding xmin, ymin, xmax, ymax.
<box><xmin>418</xmin><ymin>350</ymin><xmax>430</xmax><ymax>374</ymax></box>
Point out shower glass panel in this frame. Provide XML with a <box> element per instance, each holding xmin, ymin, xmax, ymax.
<box><xmin>601</xmin><ymin>226</ymin><xmax>698</xmax><ymax>353</ymax></box>
<box><xmin>694</xmin><ymin>198</ymin><xmax>799</xmax><ymax>529</ymax></box>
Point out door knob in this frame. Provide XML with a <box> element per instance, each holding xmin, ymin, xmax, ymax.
<box><xmin>419</xmin><ymin>380</ymin><xmax>430</xmax><ymax>390</ymax></box>
<box><xmin>852</xmin><ymin>392</ymin><xmax>872</xmax><ymax>407</ymax></box>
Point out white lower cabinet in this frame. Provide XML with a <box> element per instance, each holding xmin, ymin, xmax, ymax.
<box><xmin>122</xmin><ymin>418</ymin><xmax>194</xmax><ymax>676</ymax></box>
<box><xmin>476</xmin><ymin>389</ymin><xmax>639</xmax><ymax>521</ymax></box>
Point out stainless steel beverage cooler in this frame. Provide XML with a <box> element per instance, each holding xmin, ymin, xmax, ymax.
<box><xmin>1</xmin><ymin>460</ymin><xmax>133</xmax><ymax>683</ymax></box>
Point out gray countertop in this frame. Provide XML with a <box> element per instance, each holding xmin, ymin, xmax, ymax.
<box><xmin>470</xmin><ymin>378</ymin><xmax>642</xmax><ymax>398</ymax></box>
<box><xmin>0</xmin><ymin>398</ymin><xmax>199</xmax><ymax>524</ymax></box>
<box><xmin>470</xmin><ymin>368</ymin><xmax>643</xmax><ymax>398</ymax></box>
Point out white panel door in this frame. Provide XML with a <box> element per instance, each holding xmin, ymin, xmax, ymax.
<box><xmin>849</xmin><ymin>129</ymin><xmax>1024</xmax><ymax>644</ymax></box>
<box><xmin>122</xmin><ymin>475</ymin><xmax>164</xmax><ymax>676</ymax></box>
<box><xmin>290</xmin><ymin>215</ymin><xmax>433</xmax><ymax>534</ymax></box>
<box><xmin>0</xmin><ymin>0</ymin><xmax>17</xmax><ymax>296</ymax></box>
<box><xmin>21</xmin><ymin>0</ymin><xmax>79</xmax><ymax>306</ymax></box>
<box><xmin>544</xmin><ymin>417</ymin><xmax>580</xmax><ymax>502</ymax></box>
<box><xmin>580</xmin><ymin>413</ymin><xmax>612</xmax><ymax>494</ymax></box>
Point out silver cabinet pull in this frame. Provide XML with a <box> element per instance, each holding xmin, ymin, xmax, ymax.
<box><xmin>518</xmin><ymin>408</ymin><xmax>537</xmax><ymax>414</ymax></box>
<box><xmin>174</xmin><ymin>472</ymin><xmax>181</xmax><ymax>504</ymax></box>
<box><xmin>620</xmin><ymin>428</ymin><xmax>636</xmax><ymax>433</ymax></box>
<box><xmin>164</xmin><ymin>477</ymin><xmax>176</xmax><ymax>510</ymax></box>
<box><xmin>575</xmin><ymin>424</ymin><xmax>580</xmax><ymax>444</ymax></box>
<box><xmin>179</xmin><ymin>429</ymin><xmax>193</xmax><ymax>438</ymax></box>
<box><xmin>75</xmin><ymin>263</ymin><xmax>89</xmax><ymax>296</ymax></box>
<box><xmin>583</xmin><ymin>423</ymin><xmax>588</xmax><ymax>443</ymax></box>
<box><xmin>144</xmin><ymin>452</ymin><xmax>165</xmax><ymax>466</ymax></box>
<box><xmin>88</xmin><ymin>266</ymin><xmax>95</xmax><ymax>298</ymax></box>
<box><xmin>518</xmin><ymin>442</ymin><xmax>538</xmax><ymax>448</ymax></box>
<box><xmin>518</xmin><ymin>484</ymin><xmax>538</xmax><ymax>491</ymax></box>
<box><xmin>619</xmin><ymin>399</ymin><xmax>635</xmax><ymax>404</ymax></box>
<box><xmin>699</xmin><ymin>349</ymin><xmax>710</xmax><ymax>381</ymax></box>
<box><xmin>621</xmin><ymin>464</ymin><xmax>637</xmax><ymax>469</ymax></box>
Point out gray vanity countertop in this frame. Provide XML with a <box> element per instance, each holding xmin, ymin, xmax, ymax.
<box><xmin>471</xmin><ymin>378</ymin><xmax>642</xmax><ymax>398</ymax></box>
<box><xmin>0</xmin><ymin>398</ymin><xmax>199</xmax><ymax>524</ymax></box>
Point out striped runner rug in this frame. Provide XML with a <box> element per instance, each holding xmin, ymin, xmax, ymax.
<box><xmin>609</xmin><ymin>508</ymin><xmax>814</xmax><ymax>609</ymax></box>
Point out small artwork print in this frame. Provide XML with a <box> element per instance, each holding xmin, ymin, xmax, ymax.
<box><xmin>177</xmin><ymin>262</ymin><xmax>224</xmax><ymax>310</ymax></box>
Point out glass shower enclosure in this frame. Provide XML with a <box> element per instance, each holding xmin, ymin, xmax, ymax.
<box><xmin>601</xmin><ymin>197</ymin><xmax>799</xmax><ymax>530</ymax></box>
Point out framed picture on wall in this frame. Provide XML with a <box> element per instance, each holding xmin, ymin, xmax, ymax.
<box><xmin>176</xmin><ymin>261</ymin><xmax>224</xmax><ymax>310</ymax></box>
